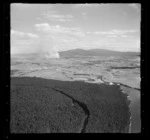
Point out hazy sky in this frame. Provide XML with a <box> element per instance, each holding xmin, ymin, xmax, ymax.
<box><xmin>11</xmin><ymin>3</ymin><xmax>141</xmax><ymax>54</ymax></box>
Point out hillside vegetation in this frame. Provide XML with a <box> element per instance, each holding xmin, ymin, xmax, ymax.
<box><xmin>11</xmin><ymin>77</ymin><xmax>130</xmax><ymax>133</ymax></box>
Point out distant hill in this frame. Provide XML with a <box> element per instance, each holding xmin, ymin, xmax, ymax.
<box><xmin>59</xmin><ymin>48</ymin><xmax>140</xmax><ymax>58</ymax></box>
<box><xmin>11</xmin><ymin>49</ymin><xmax>140</xmax><ymax>61</ymax></box>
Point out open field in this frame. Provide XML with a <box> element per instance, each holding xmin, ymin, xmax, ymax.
<box><xmin>11</xmin><ymin>56</ymin><xmax>140</xmax><ymax>89</ymax></box>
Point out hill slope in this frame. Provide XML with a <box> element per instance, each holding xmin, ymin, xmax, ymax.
<box><xmin>11</xmin><ymin>77</ymin><xmax>130</xmax><ymax>133</ymax></box>
<box><xmin>59</xmin><ymin>48</ymin><xmax>139</xmax><ymax>58</ymax></box>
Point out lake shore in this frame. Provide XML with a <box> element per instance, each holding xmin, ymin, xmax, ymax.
<box><xmin>120</xmin><ymin>86</ymin><xmax>141</xmax><ymax>133</ymax></box>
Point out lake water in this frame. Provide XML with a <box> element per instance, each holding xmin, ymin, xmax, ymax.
<box><xmin>120</xmin><ymin>86</ymin><xmax>141</xmax><ymax>133</ymax></box>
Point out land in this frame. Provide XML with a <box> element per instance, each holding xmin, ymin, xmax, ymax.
<box><xmin>11</xmin><ymin>77</ymin><xmax>130</xmax><ymax>133</ymax></box>
<box><xmin>11</xmin><ymin>55</ymin><xmax>140</xmax><ymax>89</ymax></box>
<box><xmin>11</xmin><ymin>49</ymin><xmax>141</xmax><ymax>133</ymax></box>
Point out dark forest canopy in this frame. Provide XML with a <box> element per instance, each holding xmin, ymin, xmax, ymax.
<box><xmin>11</xmin><ymin>77</ymin><xmax>130</xmax><ymax>133</ymax></box>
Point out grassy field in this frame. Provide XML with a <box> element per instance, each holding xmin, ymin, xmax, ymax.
<box><xmin>10</xmin><ymin>77</ymin><xmax>130</xmax><ymax>133</ymax></box>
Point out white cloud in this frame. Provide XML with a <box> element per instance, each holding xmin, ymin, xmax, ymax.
<box><xmin>107</xmin><ymin>35</ymin><xmax>117</xmax><ymax>38</ymax></box>
<box><xmin>74</xmin><ymin>3</ymin><xmax>100</xmax><ymax>8</ymax></box>
<box><xmin>111</xmin><ymin>29</ymin><xmax>138</xmax><ymax>35</ymax></box>
<box><xmin>11</xmin><ymin>3</ymin><xmax>44</xmax><ymax>11</ymax></box>
<box><xmin>27</xmin><ymin>33</ymin><xmax>39</xmax><ymax>38</ymax></box>
<box><xmin>120</xmin><ymin>35</ymin><xmax>136</xmax><ymax>38</ymax></box>
<box><xmin>11</xmin><ymin>30</ymin><xmax>39</xmax><ymax>38</ymax></box>
<box><xmin>82</xmin><ymin>12</ymin><xmax>87</xmax><ymax>20</ymax></box>
<box><xmin>35</xmin><ymin>23</ymin><xmax>50</xmax><ymax>31</ymax></box>
<box><xmin>33</xmin><ymin>23</ymin><xmax>88</xmax><ymax>52</ymax></box>
<box><xmin>12</xmin><ymin>24</ymin><xmax>139</xmax><ymax>54</ymax></box>
<box><xmin>11</xmin><ymin>30</ymin><xmax>39</xmax><ymax>54</ymax></box>
<box><xmin>35</xmin><ymin>23</ymin><xmax>85</xmax><ymax>37</ymax></box>
<box><xmin>11</xmin><ymin>30</ymin><xmax>24</xmax><ymax>36</ymax></box>
<box><xmin>128</xmin><ymin>3</ymin><xmax>139</xmax><ymax>9</ymax></box>
<box><xmin>82</xmin><ymin>12</ymin><xmax>87</xmax><ymax>16</ymax></box>
<box><xmin>11</xmin><ymin>3</ymin><xmax>31</xmax><ymax>8</ymax></box>
<box><xmin>43</xmin><ymin>11</ymin><xmax>73</xmax><ymax>22</ymax></box>
<box><xmin>85</xmin><ymin>29</ymin><xmax>140</xmax><ymax>52</ymax></box>
<box><xmin>36</xmin><ymin>17</ymin><xmax>42</xmax><ymax>20</ymax></box>
<box><xmin>86</xmin><ymin>29</ymin><xmax>139</xmax><ymax>36</ymax></box>
<box><xmin>128</xmin><ymin>3</ymin><xmax>141</xmax><ymax>13</ymax></box>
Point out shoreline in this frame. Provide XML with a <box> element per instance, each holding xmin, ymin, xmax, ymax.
<box><xmin>94</xmin><ymin>75</ymin><xmax>140</xmax><ymax>133</ymax></box>
<box><xmin>119</xmin><ymin>88</ymin><xmax>132</xmax><ymax>133</ymax></box>
<box><xmin>120</xmin><ymin>85</ymin><xmax>141</xmax><ymax>133</ymax></box>
<box><xmin>11</xmin><ymin>75</ymin><xmax>139</xmax><ymax>133</ymax></box>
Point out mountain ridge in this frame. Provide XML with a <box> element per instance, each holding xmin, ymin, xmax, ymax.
<box><xmin>11</xmin><ymin>48</ymin><xmax>140</xmax><ymax>60</ymax></box>
<box><xmin>59</xmin><ymin>48</ymin><xmax>140</xmax><ymax>58</ymax></box>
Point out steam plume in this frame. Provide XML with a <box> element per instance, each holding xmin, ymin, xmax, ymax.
<box><xmin>11</xmin><ymin>30</ymin><xmax>60</xmax><ymax>59</ymax></box>
<box><xmin>37</xmin><ymin>37</ymin><xmax>60</xmax><ymax>59</ymax></box>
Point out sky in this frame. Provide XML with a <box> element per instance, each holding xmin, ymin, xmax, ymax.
<box><xmin>11</xmin><ymin>3</ymin><xmax>141</xmax><ymax>56</ymax></box>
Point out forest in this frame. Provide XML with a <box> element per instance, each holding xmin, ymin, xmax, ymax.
<box><xmin>10</xmin><ymin>77</ymin><xmax>130</xmax><ymax>133</ymax></box>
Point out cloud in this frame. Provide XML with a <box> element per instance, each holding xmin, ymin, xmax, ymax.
<box><xmin>36</xmin><ymin>17</ymin><xmax>42</xmax><ymax>20</ymax></box>
<box><xmin>34</xmin><ymin>23</ymin><xmax>87</xmax><ymax>52</ymax></box>
<box><xmin>35</xmin><ymin>23</ymin><xmax>50</xmax><ymax>31</ymax></box>
<box><xmin>128</xmin><ymin>3</ymin><xmax>141</xmax><ymax>13</ymax></box>
<box><xmin>35</xmin><ymin>23</ymin><xmax>85</xmax><ymax>37</ymax></box>
<box><xmin>11</xmin><ymin>3</ymin><xmax>44</xmax><ymax>11</ymax></box>
<box><xmin>12</xmin><ymin>24</ymin><xmax>139</xmax><ymax>55</ymax></box>
<box><xmin>11</xmin><ymin>30</ymin><xmax>39</xmax><ymax>38</ymax></box>
<box><xmin>11</xmin><ymin>23</ymin><xmax>85</xmax><ymax>57</ymax></box>
<box><xmin>128</xmin><ymin>3</ymin><xmax>139</xmax><ymax>9</ymax></box>
<box><xmin>86</xmin><ymin>29</ymin><xmax>139</xmax><ymax>36</ymax></box>
<box><xmin>11</xmin><ymin>29</ymin><xmax>60</xmax><ymax>58</ymax></box>
<box><xmin>11</xmin><ymin>30</ymin><xmax>40</xmax><ymax>54</ymax></box>
<box><xmin>85</xmin><ymin>29</ymin><xmax>140</xmax><ymax>51</ymax></box>
<box><xmin>43</xmin><ymin>11</ymin><xmax>73</xmax><ymax>22</ymax></box>
<box><xmin>120</xmin><ymin>35</ymin><xmax>129</xmax><ymax>38</ymax></box>
<box><xmin>107</xmin><ymin>35</ymin><xmax>117</xmax><ymax>38</ymax></box>
<box><xmin>82</xmin><ymin>12</ymin><xmax>87</xmax><ymax>16</ymax></box>
<box><xmin>73</xmin><ymin>3</ymin><xmax>100</xmax><ymax>8</ymax></box>
<box><xmin>11</xmin><ymin>3</ymin><xmax>31</xmax><ymax>8</ymax></box>
<box><xmin>81</xmin><ymin>12</ymin><xmax>88</xmax><ymax>20</ymax></box>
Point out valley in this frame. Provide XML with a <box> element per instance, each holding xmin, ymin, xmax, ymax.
<box><xmin>11</xmin><ymin>49</ymin><xmax>141</xmax><ymax>133</ymax></box>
